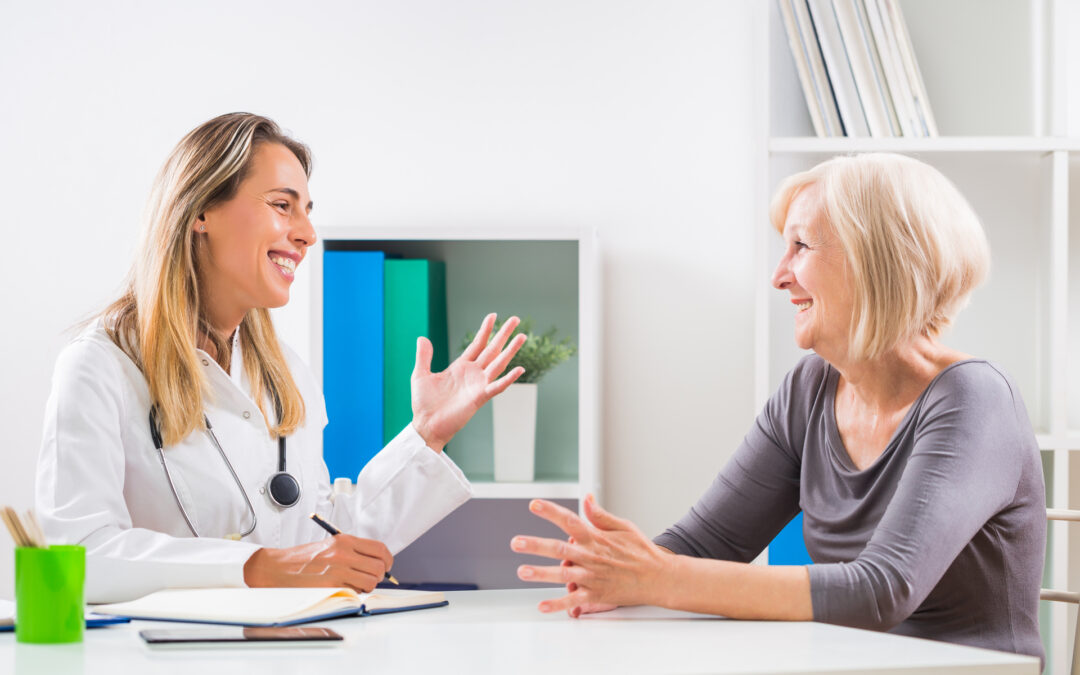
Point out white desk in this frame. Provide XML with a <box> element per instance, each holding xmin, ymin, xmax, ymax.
<box><xmin>0</xmin><ymin>589</ymin><xmax>1039</xmax><ymax>674</ymax></box>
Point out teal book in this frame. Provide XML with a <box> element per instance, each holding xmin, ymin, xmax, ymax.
<box><xmin>323</xmin><ymin>250</ymin><xmax>385</xmax><ymax>478</ymax></box>
<box><xmin>383</xmin><ymin>259</ymin><xmax>448</xmax><ymax>445</ymax></box>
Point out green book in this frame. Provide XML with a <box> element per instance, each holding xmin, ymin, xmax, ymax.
<box><xmin>383</xmin><ymin>259</ymin><xmax>448</xmax><ymax>445</ymax></box>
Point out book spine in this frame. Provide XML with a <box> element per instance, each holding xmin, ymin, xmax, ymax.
<box><xmin>864</xmin><ymin>0</ymin><xmax>918</xmax><ymax>136</ymax></box>
<box><xmin>778</xmin><ymin>0</ymin><xmax>828</xmax><ymax>137</ymax></box>
<box><xmin>791</xmin><ymin>0</ymin><xmax>844</xmax><ymax>136</ymax></box>
<box><xmin>831</xmin><ymin>0</ymin><xmax>891</xmax><ymax>137</ymax></box>
<box><xmin>323</xmin><ymin>250</ymin><xmax>385</xmax><ymax>479</ymax></box>
<box><xmin>853</xmin><ymin>0</ymin><xmax>901</xmax><ymax>136</ymax></box>
<box><xmin>807</xmin><ymin>0</ymin><xmax>869</xmax><ymax>136</ymax></box>
<box><xmin>383</xmin><ymin>259</ymin><xmax>449</xmax><ymax>445</ymax></box>
<box><xmin>882</xmin><ymin>0</ymin><xmax>937</xmax><ymax>136</ymax></box>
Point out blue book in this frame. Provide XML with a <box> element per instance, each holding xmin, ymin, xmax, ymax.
<box><xmin>323</xmin><ymin>250</ymin><xmax>385</xmax><ymax>479</ymax></box>
<box><xmin>769</xmin><ymin>512</ymin><xmax>813</xmax><ymax>565</ymax></box>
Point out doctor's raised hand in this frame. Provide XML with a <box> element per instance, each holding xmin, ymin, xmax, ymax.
<box><xmin>34</xmin><ymin>112</ymin><xmax>526</xmax><ymax>603</ymax></box>
<box><xmin>410</xmin><ymin>314</ymin><xmax>527</xmax><ymax>454</ymax></box>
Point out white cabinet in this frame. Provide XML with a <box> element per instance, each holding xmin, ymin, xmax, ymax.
<box><xmin>761</xmin><ymin>1</ymin><xmax>1078</xmax><ymax>671</ymax></box>
<box><xmin>306</xmin><ymin>226</ymin><xmax>600</xmax><ymax>587</ymax></box>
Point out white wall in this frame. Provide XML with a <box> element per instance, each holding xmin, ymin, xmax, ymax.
<box><xmin>0</xmin><ymin>0</ymin><xmax>759</xmax><ymax>598</ymax></box>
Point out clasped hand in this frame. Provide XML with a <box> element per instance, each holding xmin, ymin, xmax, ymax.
<box><xmin>511</xmin><ymin>495</ymin><xmax>676</xmax><ymax>616</ymax></box>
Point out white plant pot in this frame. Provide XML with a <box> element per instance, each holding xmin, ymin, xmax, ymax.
<box><xmin>492</xmin><ymin>383</ymin><xmax>538</xmax><ymax>482</ymax></box>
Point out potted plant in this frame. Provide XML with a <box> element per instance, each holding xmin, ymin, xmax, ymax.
<box><xmin>461</xmin><ymin>319</ymin><xmax>577</xmax><ymax>481</ymax></box>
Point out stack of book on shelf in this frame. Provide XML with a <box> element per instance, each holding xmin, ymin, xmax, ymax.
<box><xmin>778</xmin><ymin>0</ymin><xmax>937</xmax><ymax>138</ymax></box>
<box><xmin>323</xmin><ymin>251</ymin><xmax>448</xmax><ymax>479</ymax></box>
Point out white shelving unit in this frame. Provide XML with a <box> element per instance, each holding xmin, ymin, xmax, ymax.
<box><xmin>307</xmin><ymin>226</ymin><xmax>600</xmax><ymax>588</ymax></box>
<box><xmin>760</xmin><ymin>1</ymin><xmax>1078</xmax><ymax>672</ymax></box>
<box><xmin>309</xmin><ymin>226</ymin><xmax>601</xmax><ymax>502</ymax></box>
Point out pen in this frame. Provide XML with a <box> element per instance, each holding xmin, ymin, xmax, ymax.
<box><xmin>310</xmin><ymin>512</ymin><xmax>399</xmax><ymax>585</ymax></box>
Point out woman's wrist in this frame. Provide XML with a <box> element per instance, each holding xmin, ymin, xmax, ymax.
<box><xmin>650</xmin><ymin>549</ymin><xmax>683</xmax><ymax>608</ymax></box>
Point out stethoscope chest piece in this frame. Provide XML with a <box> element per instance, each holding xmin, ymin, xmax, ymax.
<box><xmin>267</xmin><ymin>470</ymin><xmax>301</xmax><ymax>507</ymax></box>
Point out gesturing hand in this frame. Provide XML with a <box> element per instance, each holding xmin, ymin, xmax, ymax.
<box><xmin>511</xmin><ymin>495</ymin><xmax>677</xmax><ymax>614</ymax></box>
<box><xmin>243</xmin><ymin>535</ymin><xmax>393</xmax><ymax>592</ymax></box>
<box><xmin>411</xmin><ymin>313</ymin><xmax>527</xmax><ymax>453</ymax></box>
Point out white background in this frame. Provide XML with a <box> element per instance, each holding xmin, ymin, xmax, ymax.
<box><xmin>0</xmin><ymin>0</ymin><xmax>759</xmax><ymax>598</ymax></box>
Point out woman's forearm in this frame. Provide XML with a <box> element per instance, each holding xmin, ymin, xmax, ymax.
<box><xmin>659</xmin><ymin>555</ymin><xmax>813</xmax><ymax>621</ymax></box>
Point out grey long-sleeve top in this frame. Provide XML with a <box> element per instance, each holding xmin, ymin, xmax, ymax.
<box><xmin>655</xmin><ymin>355</ymin><xmax>1045</xmax><ymax>663</ymax></box>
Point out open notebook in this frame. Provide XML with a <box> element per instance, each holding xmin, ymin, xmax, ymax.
<box><xmin>92</xmin><ymin>587</ymin><xmax>447</xmax><ymax>627</ymax></box>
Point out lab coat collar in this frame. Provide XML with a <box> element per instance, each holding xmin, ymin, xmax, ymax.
<box><xmin>196</xmin><ymin>332</ymin><xmax>267</xmax><ymax>426</ymax></box>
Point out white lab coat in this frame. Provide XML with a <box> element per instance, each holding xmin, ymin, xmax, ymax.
<box><xmin>35</xmin><ymin>321</ymin><xmax>472</xmax><ymax>603</ymax></box>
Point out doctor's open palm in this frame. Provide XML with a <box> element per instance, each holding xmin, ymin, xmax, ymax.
<box><xmin>410</xmin><ymin>313</ymin><xmax>527</xmax><ymax>454</ymax></box>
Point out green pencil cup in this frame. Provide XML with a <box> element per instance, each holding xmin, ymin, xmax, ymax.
<box><xmin>14</xmin><ymin>545</ymin><xmax>85</xmax><ymax>644</ymax></box>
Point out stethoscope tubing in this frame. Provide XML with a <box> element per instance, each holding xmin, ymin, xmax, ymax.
<box><xmin>149</xmin><ymin>406</ymin><xmax>303</xmax><ymax>538</ymax></box>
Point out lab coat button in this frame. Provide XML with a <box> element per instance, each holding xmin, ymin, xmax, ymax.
<box><xmin>243</xmin><ymin>411</ymin><xmax>251</xmax><ymax>419</ymax></box>
<box><xmin>201</xmin><ymin>359</ymin><xmax>209</xmax><ymax>366</ymax></box>
<box><xmin>259</xmin><ymin>486</ymin><xmax>266</xmax><ymax>495</ymax></box>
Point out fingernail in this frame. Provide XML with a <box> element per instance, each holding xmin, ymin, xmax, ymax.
<box><xmin>539</xmin><ymin>602</ymin><xmax>550</xmax><ymax>612</ymax></box>
<box><xmin>530</xmin><ymin>500</ymin><xmax>542</xmax><ymax>512</ymax></box>
<box><xmin>511</xmin><ymin>537</ymin><xmax>526</xmax><ymax>551</ymax></box>
<box><xmin>519</xmin><ymin>566</ymin><xmax>534</xmax><ymax>578</ymax></box>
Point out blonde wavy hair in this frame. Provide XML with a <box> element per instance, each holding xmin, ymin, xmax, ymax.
<box><xmin>769</xmin><ymin>153</ymin><xmax>990</xmax><ymax>362</ymax></box>
<box><xmin>104</xmin><ymin>113</ymin><xmax>309</xmax><ymax>446</ymax></box>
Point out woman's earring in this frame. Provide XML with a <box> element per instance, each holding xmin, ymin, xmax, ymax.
<box><xmin>200</xmin><ymin>225</ymin><xmax>206</xmax><ymax>232</ymax></box>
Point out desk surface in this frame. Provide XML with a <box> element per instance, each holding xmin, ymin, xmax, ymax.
<box><xmin>0</xmin><ymin>589</ymin><xmax>1039</xmax><ymax>675</ymax></box>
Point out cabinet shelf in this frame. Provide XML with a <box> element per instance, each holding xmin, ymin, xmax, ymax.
<box><xmin>469</xmin><ymin>480</ymin><xmax>580</xmax><ymax>500</ymax></box>
<box><xmin>769</xmin><ymin>136</ymin><xmax>1080</xmax><ymax>154</ymax></box>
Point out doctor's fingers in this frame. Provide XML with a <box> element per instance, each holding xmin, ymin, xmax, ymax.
<box><xmin>527</xmin><ymin>499</ymin><xmax>595</xmax><ymax>544</ymax></box>
<box><xmin>484</xmin><ymin>366</ymin><xmax>525</xmax><ymax>400</ymax></box>
<box><xmin>460</xmin><ymin>313</ymin><xmax>497</xmax><ymax>361</ymax></box>
<box><xmin>336</xmin><ymin>569</ymin><xmax>383</xmax><ymax>593</ymax></box>
<box><xmin>483</xmin><ymin>333</ymin><xmax>527</xmax><ymax>380</ymax></box>
<box><xmin>337</xmin><ymin>534</ymin><xmax>393</xmax><ymax>570</ymax></box>
<box><xmin>476</xmin><ymin>316</ymin><xmax>521</xmax><ymax>368</ymax></box>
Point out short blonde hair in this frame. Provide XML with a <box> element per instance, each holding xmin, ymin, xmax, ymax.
<box><xmin>769</xmin><ymin>153</ymin><xmax>989</xmax><ymax>361</ymax></box>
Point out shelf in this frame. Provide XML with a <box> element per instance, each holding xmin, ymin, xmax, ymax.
<box><xmin>469</xmin><ymin>480</ymin><xmax>580</xmax><ymax>500</ymax></box>
<box><xmin>769</xmin><ymin>136</ymin><xmax>1080</xmax><ymax>155</ymax></box>
<box><xmin>317</xmin><ymin>225</ymin><xmax>587</xmax><ymax>241</ymax></box>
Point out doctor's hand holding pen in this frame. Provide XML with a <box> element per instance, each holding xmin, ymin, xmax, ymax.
<box><xmin>244</xmin><ymin>313</ymin><xmax>526</xmax><ymax>591</ymax></box>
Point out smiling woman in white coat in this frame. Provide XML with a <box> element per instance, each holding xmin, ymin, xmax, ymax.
<box><xmin>35</xmin><ymin>113</ymin><xmax>526</xmax><ymax>603</ymax></box>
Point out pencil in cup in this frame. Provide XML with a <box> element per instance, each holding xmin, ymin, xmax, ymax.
<box><xmin>309</xmin><ymin>513</ymin><xmax>399</xmax><ymax>585</ymax></box>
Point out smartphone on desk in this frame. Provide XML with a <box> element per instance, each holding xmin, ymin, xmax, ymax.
<box><xmin>140</xmin><ymin>626</ymin><xmax>344</xmax><ymax>648</ymax></box>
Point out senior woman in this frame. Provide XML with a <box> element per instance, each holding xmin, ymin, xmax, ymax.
<box><xmin>512</xmin><ymin>153</ymin><xmax>1045</xmax><ymax>662</ymax></box>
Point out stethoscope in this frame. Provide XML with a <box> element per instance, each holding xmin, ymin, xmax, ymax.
<box><xmin>148</xmin><ymin>390</ymin><xmax>300</xmax><ymax>540</ymax></box>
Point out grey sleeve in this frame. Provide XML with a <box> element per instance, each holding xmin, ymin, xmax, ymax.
<box><xmin>808</xmin><ymin>364</ymin><xmax>1027</xmax><ymax>631</ymax></box>
<box><xmin>654</xmin><ymin>361</ymin><xmax>809</xmax><ymax>561</ymax></box>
